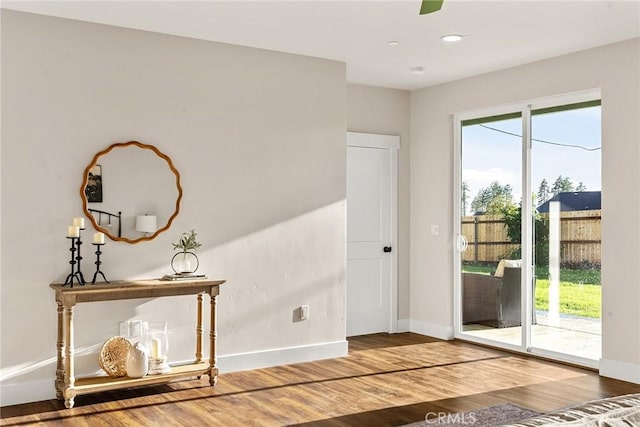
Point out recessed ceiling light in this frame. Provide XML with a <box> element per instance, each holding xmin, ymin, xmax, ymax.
<box><xmin>409</xmin><ymin>66</ymin><xmax>425</xmax><ymax>74</ymax></box>
<box><xmin>441</xmin><ymin>34</ymin><xmax>466</xmax><ymax>42</ymax></box>
<box><xmin>387</xmin><ymin>40</ymin><xmax>400</xmax><ymax>46</ymax></box>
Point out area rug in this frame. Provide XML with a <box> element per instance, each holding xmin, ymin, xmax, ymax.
<box><xmin>400</xmin><ymin>403</ymin><xmax>541</xmax><ymax>427</ymax></box>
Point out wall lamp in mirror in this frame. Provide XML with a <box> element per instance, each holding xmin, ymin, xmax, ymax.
<box><xmin>80</xmin><ymin>141</ymin><xmax>182</xmax><ymax>244</ymax></box>
<box><xmin>136</xmin><ymin>214</ymin><xmax>158</xmax><ymax>236</ymax></box>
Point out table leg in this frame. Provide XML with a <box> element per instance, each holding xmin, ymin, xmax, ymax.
<box><xmin>63</xmin><ymin>304</ymin><xmax>76</xmax><ymax>409</ymax></box>
<box><xmin>195</xmin><ymin>294</ymin><xmax>203</xmax><ymax>363</ymax></box>
<box><xmin>55</xmin><ymin>300</ymin><xmax>65</xmax><ymax>400</ymax></box>
<box><xmin>209</xmin><ymin>293</ymin><xmax>218</xmax><ymax>386</ymax></box>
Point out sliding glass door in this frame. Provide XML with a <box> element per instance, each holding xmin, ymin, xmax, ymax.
<box><xmin>530</xmin><ymin>102</ymin><xmax>602</xmax><ymax>361</ymax></box>
<box><xmin>459</xmin><ymin>113</ymin><xmax>523</xmax><ymax>348</ymax></box>
<box><xmin>454</xmin><ymin>92</ymin><xmax>602</xmax><ymax>366</ymax></box>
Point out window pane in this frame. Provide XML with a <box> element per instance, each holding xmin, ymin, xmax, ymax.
<box><xmin>460</xmin><ymin>115</ymin><xmax>523</xmax><ymax>346</ymax></box>
<box><xmin>531</xmin><ymin>104</ymin><xmax>601</xmax><ymax>361</ymax></box>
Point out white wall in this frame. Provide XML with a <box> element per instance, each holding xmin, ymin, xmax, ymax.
<box><xmin>3</xmin><ymin>9</ymin><xmax>638</xmax><ymax>409</ymax></box>
<box><xmin>0</xmin><ymin>10</ymin><xmax>347</xmax><ymax>405</ymax></box>
<box><xmin>347</xmin><ymin>84</ymin><xmax>411</xmax><ymax>325</ymax></box>
<box><xmin>410</xmin><ymin>38</ymin><xmax>640</xmax><ymax>382</ymax></box>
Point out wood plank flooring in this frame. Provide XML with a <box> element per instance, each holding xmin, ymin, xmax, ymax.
<box><xmin>2</xmin><ymin>333</ymin><xmax>639</xmax><ymax>426</ymax></box>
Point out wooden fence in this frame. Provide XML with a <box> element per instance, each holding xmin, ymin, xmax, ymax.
<box><xmin>461</xmin><ymin>209</ymin><xmax>601</xmax><ymax>264</ymax></box>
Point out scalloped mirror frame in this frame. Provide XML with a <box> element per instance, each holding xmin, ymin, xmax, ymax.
<box><xmin>80</xmin><ymin>141</ymin><xmax>183</xmax><ymax>244</ymax></box>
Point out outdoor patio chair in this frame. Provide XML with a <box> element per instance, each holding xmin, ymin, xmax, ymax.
<box><xmin>462</xmin><ymin>266</ymin><xmax>522</xmax><ymax>328</ymax></box>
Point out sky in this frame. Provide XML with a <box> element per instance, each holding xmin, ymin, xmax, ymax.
<box><xmin>461</xmin><ymin>106</ymin><xmax>601</xmax><ymax>214</ymax></box>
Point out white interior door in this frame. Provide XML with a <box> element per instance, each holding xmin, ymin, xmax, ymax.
<box><xmin>346</xmin><ymin>132</ymin><xmax>398</xmax><ymax>337</ymax></box>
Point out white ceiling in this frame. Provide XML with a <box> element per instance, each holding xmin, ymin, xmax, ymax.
<box><xmin>3</xmin><ymin>0</ymin><xmax>639</xmax><ymax>90</ymax></box>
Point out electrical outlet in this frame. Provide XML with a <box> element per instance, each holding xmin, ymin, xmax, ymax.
<box><xmin>119</xmin><ymin>321</ymin><xmax>129</xmax><ymax>336</ymax></box>
<box><xmin>119</xmin><ymin>320</ymin><xmax>145</xmax><ymax>338</ymax></box>
<box><xmin>131</xmin><ymin>320</ymin><xmax>143</xmax><ymax>337</ymax></box>
<box><xmin>300</xmin><ymin>305</ymin><xmax>309</xmax><ymax>320</ymax></box>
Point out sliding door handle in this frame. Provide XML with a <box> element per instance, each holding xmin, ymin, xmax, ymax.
<box><xmin>457</xmin><ymin>234</ymin><xmax>468</xmax><ymax>252</ymax></box>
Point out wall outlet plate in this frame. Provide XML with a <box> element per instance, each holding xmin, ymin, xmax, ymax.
<box><xmin>119</xmin><ymin>320</ymin><xmax>145</xmax><ymax>338</ymax></box>
<box><xmin>119</xmin><ymin>321</ymin><xmax>129</xmax><ymax>336</ymax></box>
<box><xmin>300</xmin><ymin>305</ymin><xmax>309</xmax><ymax>320</ymax></box>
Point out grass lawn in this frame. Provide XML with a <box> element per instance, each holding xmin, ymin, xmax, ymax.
<box><xmin>462</xmin><ymin>263</ymin><xmax>601</xmax><ymax>319</ymax></box>
<box><xmin>534</xmin><ymin>279</ymin><xmax>601</xmax><ymax>318</ymax></box>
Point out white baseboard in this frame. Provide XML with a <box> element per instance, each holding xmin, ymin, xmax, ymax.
<box><xmin>409</xmin><ymin>319</ymin><xmax>454</xmax><ymax>340</ymax></box>
<box><xmin>217</xmin><ymin>340</ymin><xmax>348</xmax><ymax>374</ymax></box>
<box><xmin>1</xmin><ymin>340</ymin><xmax>348</xmax><ymax>407</ymax></box>
<box><xmin>600</xmin><ymin>358</ymin><xmax>640</xmax><ymax>384</ymax></box>
<box><xmin>6</xmin><ymin>340</ymin><xmax>633</xmax><ymax>407</ymax></box>
<box><xmin>396</xmin><ymin>318</ymin><xmax>410</xmax><ymax>333</ymax></box>
<box><xmin>1</xmin><ymin>378</ymin><xmax>55</xmax><ymax>407</ymax></box>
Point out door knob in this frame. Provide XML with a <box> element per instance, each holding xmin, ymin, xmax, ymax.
<box><xmin>383</xmin><ymin>246</ymin><xmax>392</xmax><ymax>253</ymax></box>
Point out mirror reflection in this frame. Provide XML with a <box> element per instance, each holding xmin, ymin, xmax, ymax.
<box><xmin>80</xmin><ymin>141</ymin><xmax>182</xmax><ymax>243</ymax></box>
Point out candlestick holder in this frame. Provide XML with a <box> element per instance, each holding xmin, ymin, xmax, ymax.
<box><xmin>75</xmin><ymin>228</ymin><xmax>87</xmax><ymax>285</ymax></box>
<box><xmin>91</xmin><ymin>243</ymin><xmax>109</xmax><ymax>284</ymax></box>
<box><xmin>64</xmin><ymin>237</ymin><xmax>84</xmax><ymax>287</ymax></box>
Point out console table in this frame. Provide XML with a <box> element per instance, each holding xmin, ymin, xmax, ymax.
<box><xmin>50</xmin><ymin>278</ymin><xmax>225</xmax><ymax>408</ymax></box>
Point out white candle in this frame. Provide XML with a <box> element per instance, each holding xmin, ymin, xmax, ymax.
<box><xmin>93</xmin><ymin>232</ymin><xmax>105</xmax><ymax>244</ymax></box>
<box><xmin>72</xmin><ymin>217</ymin><xmax>85</xmax><ymax>228</ymax></box>
<box><xmin>67</xmin><ymin>225</ymin><xmax>80</xmax><ymax>238</ymax></box>
<box><xmin>151</xmin><ymin>338</ymin><xmax>161</xmax><ymax>359</ymax></box>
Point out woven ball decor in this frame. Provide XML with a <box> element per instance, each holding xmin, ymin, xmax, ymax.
<box><xmin>99</xmin><ymin>336</ymin><xmax>131</xmax><ymax>377</ymax></box>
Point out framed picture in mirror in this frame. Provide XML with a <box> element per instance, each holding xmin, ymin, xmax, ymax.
<box><xmin>85</xmin><ymin>164</ymin><xmax>103</xmax><ymax>203</ymax></box>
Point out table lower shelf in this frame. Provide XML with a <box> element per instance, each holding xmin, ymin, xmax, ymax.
<box><xmin>71</xmin><ymin>362</ymin><xmax>213</xmax><ymax>396</ymax></box>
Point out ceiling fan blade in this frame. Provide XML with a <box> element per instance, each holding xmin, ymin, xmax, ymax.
<box><xmin>420</xmin><ymin>0</ymin><xmax>444</xmax><ymax>15</ymax></box>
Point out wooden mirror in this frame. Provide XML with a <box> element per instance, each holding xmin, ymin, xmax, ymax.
<box><xmin>80</xmin><ymin>141</ymin><xmax>182</xmax><ymax>244</ymax></box>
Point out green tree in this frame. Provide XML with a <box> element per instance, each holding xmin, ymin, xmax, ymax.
<box><xmin>537</xmin><ymin>178</ymin><xmax>550</xmax><ymax>206</ymax></box>
<box><xmin>501</xmin><ymin>204</ymin><xmax>549</xmax><ymax>266</ymax></box>
<box><xmin>551</xmin><ymin>175</ymin><xmax>574</xmax><ymax>196</ymax></box>
<box><xmin>576</xmin><ymin>181</ymin><xmax>587</xmax><ymax>191</ymax></box>
<box><xmin>461</xmin><ymin>181</ymin><xmax>470</xmax><ymax>216</ymax></box>
<box><xmin>471</xmin><ymin>181</ymin><xmax>514</xmax><ymax>214</ymax></box>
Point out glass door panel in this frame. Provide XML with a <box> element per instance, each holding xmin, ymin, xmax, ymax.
<box><xmin>460</xmin><ymin>114</ymin><xmax>523</xmax><ymax>346</ymax></box>
<box><xmin>530</xmin><ymin>104</ymin><xmax>602</xmax><ymax>361</ymax></box>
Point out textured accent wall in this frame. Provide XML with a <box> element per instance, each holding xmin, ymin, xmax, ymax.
<box><xmin>1</xmin><ymin>10</ymin><xmax>347</xmax><ymax>405</ymax></box>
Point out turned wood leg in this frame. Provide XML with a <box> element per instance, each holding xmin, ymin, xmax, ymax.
<box><xmin>209</xmin><ymin>293</ymin><xmax>218</xmax><ymax>386</ymax></box>
<box><xmin>195</xmin><ymin>293</ymin><xmax>203</xmax><ymax>363</ymax></box>
<box><xmin>63</xmin><ymin>390</ymin><xmax>76</xmax><ymax>409</ymax></box>
<box><xmin>55</xmin><ymin>300</ymin><xmax>65</xmax><ymax>399</ymax></box>
<box><xmin>63</xmin><ymin>304</ymin><xmax>76</xmax><ymax>408</ymax></box>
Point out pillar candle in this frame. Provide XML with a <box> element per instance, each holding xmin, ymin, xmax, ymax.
<box><xmin>67</xmin><ymin>225</ymin><xmax>80</xmax><ymax>238</ymax></box>
<box><xmin>151</xmin><ymin>338</ymin><xmax>161</xmax><ymax>359</ymax></box>
<box><xmin>73</xmin><ymin>217</ymin><xmax>85</xmax><ymax>228</ymax></box>
<box><xmin>93</xmin><ymin>232</ymin><xmax>105</xmax><ymax>244</ymax></box>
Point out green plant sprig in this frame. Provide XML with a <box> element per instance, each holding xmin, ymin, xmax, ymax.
<box><xmin>172</xmin><ymin>229</ymin><xmax>202</xmax><ymax>253</ymax></box>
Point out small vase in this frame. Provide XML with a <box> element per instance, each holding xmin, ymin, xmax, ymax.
<box><xmin>126</xmin><ymin>342</ymin><xmax>149</xmax><ymax>378</ymax></box>
<box><xmin>171</xmin><ymin>251</ymin><xmax>199</xmax><ymax>274</ymax></box>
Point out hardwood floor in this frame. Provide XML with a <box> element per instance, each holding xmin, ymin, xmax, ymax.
<box><xmin>2</xmin><ymin>333</ymin><xmax>639</xmax><ymax>426</ymax></box>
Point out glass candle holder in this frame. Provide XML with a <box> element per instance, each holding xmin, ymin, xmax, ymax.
<box><xmin>145</xmin><ymin>321</ymin><xmax>171</xmax><ymax>374</ymax></box>
<box><xmin>145</xmin><ymin>321</ymin><xmax>169</xmax><ymax>359</ymax></box>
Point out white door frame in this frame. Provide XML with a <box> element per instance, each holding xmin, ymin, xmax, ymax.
<box><xmin>346</xmin><ymin>131</ymin><xmax>399</xmax><ymax>334</ymax></box>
